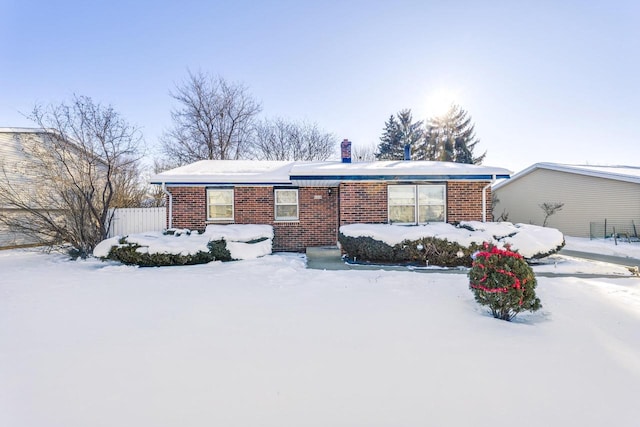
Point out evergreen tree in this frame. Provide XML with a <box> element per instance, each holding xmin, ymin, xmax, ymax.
<box><xmin>375</xmin><ymin>114</ymin><xmax>403</xmax><ymax>160</ymax></box>
<box><xmin>416</xmin><ymin>104</ymin><xmax>486</xmax><ymax>164</ymax></box>
<box><xmin>414</xmin><ymin>124</ymin><xmax>438</xmax><ymax>161</ymax></box>
<box><xmin>397</xmin><ymin>109</ymin><xmax>424</xmax><ymax>156</ymax></box>
<box><xmin>376</xmin><ymin>109</ymin><xmax>424</xmax><ymax>160</ymax></box>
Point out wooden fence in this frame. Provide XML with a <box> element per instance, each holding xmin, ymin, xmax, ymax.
<box><xmin>108</xmin><ymin>207</ymin><xmax>166</xmax><ymax>238</ymax></box>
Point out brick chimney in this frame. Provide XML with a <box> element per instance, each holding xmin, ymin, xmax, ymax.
<box><xmin>341</xmin><ymin>139</ymin><xmax>352</xmax><ymax>163</ymax></box>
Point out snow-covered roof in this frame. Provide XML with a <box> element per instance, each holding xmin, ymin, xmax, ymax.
<box><xmin>150</xmin><ymin>160</ymin><xmax>511</xmax><ymax>186</ymax></box>
<box><xmin>493</xmin><ymin>162</ymin><xmax>640</xmax><ymax>190</ymax></box>
<box><xmin>0</xmin><ymin>127</ymin><xmax>50</xmax><ymax>134</ymax></box>
<box><xmin>150</xmin><ymin>160</ymin><xmax>296</xmax><ymax>185</ymax></box>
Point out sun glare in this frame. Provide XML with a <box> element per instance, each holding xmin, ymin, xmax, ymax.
<box><xmin>426</xmin><ymin>88</ymin><xmax>460</xmax><ymax>118</ymax></box>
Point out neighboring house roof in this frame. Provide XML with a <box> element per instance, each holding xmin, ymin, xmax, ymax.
<box><xmin>0</xmin><ymin>127</ymin><xmax>50</xmax><ymax>134</ymax></box>
<box><xmin>150</xmin><ymin>160</ymin><xmax>512</xmax><ymax>186</ymax></box>
<box><xmin>493</xmin><ymin>162</ymin><xmax>640</xmax><ymax>191</ymax></box>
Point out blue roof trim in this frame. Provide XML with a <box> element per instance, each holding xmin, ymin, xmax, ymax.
<box><xmin>290</xmin><ymin>174</ymin><xmax>510</xmax><ymax>181</ymax></box>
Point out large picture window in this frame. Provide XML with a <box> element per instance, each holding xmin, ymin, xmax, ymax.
<box><xmin>388</xmin><ymin>184</ymin><xmax>445</xmax><ymax>224</ymax></box>
<box><xmin>207</xmin><ymin>188</ymin><xmax>234</xmax><ymax>221</ymax></box>
<box><xmin>275</xmin><ymin>189</ymin><xmax>299</xmax><ymax>221</ymax></box>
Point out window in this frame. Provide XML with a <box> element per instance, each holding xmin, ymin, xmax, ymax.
<box><xmin>275</xmin><ymin>189</ymin><xmax>299</xmax><ymax>221</ymax></box>
<box><xmin>388</xmin><ymin>184</ymin><xmax>445</xmax><ymax>224</ymax></box>
<box><xmin>207</xmin><ymin>188</ymin><xmax>234</xmax><ymax>221</ymax></box>
<box><xmin>388</xmin><ymin>185</ymin><xmax>416</xmax><ymax>223</ymax></box>
<box><xmin>417</xmin><ymin>185</ymin><xmax>445</xmax><ymax>222</ymax></box>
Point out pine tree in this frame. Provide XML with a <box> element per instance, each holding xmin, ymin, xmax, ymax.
<box><xmin>397</xmin><ymin>109</ymin><xmax>424</xmax><ymax>156</ymax></box>
<box><xmin>375</xmin><ymin>115</ymin><xmax>403</xmax><ymax>160</ymax></box>
<box><xmin>416</xmin><ymin>104</ymin><xmax>486</xmax><ymax>164</ymax></box>
<box><xmin>376</xmin><ymin>109</ymin><xmax>424</xmax><ymax>160</ymax></box>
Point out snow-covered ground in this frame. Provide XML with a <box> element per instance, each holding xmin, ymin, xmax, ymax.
<box><xmin>565</xmin><ymin>235</ymin><xmax>640</xmax><ymax>259</ymax></box>
<box><xmin>1</xmin><ymin>243</ymin><xmax>640</xmax><ymax>427</ymax></box>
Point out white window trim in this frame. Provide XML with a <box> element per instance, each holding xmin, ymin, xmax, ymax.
<box><xmin>388</xmin><ymin>184</ymin><xmax>446</xmax><ymax>224</ymax></box>
<box><xmin>274</xmin><ymin>188</ymin><xmax>299</xmax><ymax>221</ymax></box>
<box><xmin>206</xmin><ymin>188</ymin><xmax>234</xmax><ymax>221</ymax></box>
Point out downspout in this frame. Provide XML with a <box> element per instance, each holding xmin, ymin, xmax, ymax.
<box><xmin>482</xmin><ymin>175</ymin><xmax>497</xmax><ymax>223</ymax></box>
<box><xmin>161</xmin><ymin>183</ymin><xmax>173</xmax><ymax>229</ymax></box>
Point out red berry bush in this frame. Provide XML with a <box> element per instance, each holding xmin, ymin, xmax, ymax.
<box><xmin>469</xmin><ymin>243</ymin><xmax>541</xmax><ymax>321</ymax></box>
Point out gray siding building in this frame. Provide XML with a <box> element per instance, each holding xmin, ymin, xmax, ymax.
<box><xmin>493</xmin><ymin>163</ymin><xmax>640</xmax><ymax>238</ymax></box>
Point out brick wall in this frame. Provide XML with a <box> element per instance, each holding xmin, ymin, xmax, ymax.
<box><xmin>236</xmin><ymin>186</ymin><xmax>339</xmax><ymax>252</ymax></box>
<box><xmin>447</xmin><ymin>181</ymin><xmax>491</xmax><ymax>222</ymax></box>
<box><xmin>168</xmin><ymin>181</ymin><xmax>491</xmax><ymax>251</ymax></box>
<box><xmin>169</xmin><ymin>187</ymin><xmax>207</xmax><ymax>229</ymax></box>
<box><xmin>168</xmin><ymin>185</ymin><xmax>339</xmax><ymax>252</ymax></box>
<box><xmin>234</xmin><ymin>187</ymin><xmax>273</xmax><ymax>224</ymax></box>
<box><xmin>339</xmin><ymin>182</ymin><xmax>388</xmax><ymax>225</ymax></box>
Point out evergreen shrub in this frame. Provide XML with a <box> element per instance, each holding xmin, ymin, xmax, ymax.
<box><xmin>106</xmin><ymin>237</ymin><xmax>232</xmax><ymax>267</ymax></box>
<box><xmin>338</xmin><ymin>233</ymin><xmax>483</xmax><ymax>267</ymax></box>
<box><xmin>468</xmin><ymin>243</ymin><xmax>541</xmax><ymax>321</ymax></box>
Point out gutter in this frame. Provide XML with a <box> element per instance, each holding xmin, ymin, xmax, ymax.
<box><xmin>161</xmin><ymin>183</ymin><xmax>173</xmax><ymax>229</ymax></box>
<box><xmin>482</xmin><ymin>175</ymin><xmax>497</xmax><ymax>222</ymax></box>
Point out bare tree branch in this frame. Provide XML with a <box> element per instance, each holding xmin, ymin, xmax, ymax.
<box><xmin>0</xmin><ymin>95</ymin><xmax>145</xmax><ymax>257</ymax></box>
<box><xmin>161</xmin><ymin>71</ymin><xmax>261</xmax><ymax>164</ymax></box>
<box><xmin>351</xmin><ymin>143</ymin><xmax>378</xmax><ymax>162</ymax></box>
<box><xmin>250</xmin><ymin>118</ymin><xmax>337</xmax><ymax>161</ymax></box>
<box><xmin>540</xmin><ymin>202</ymin><xmax>564</xmax><ymax>227</ymax></box>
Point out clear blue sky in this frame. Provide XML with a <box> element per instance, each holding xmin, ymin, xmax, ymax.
<box><xmin>1</xmin><ymin>0</ymin><xmax>638</xmax><ymax>173</ymax></box>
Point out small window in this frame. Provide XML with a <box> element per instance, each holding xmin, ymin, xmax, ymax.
<box><xmin>388</xmin><ymin>184</ymin><xmax>446</xmax><ymax>224</ymax></box>
<box><xmin>275</xmin><ymin>189</ymin><xmax>299</xmax><ymax>221</ymax></box>
<box><xmin>207</xmin><ymin>188</ymin><xmax>234</xmax><ymax>221</ymax></box>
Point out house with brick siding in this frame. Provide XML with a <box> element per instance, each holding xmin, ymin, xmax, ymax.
<box><xmin>150</xmin><ymin>150</ymin><xmax>511</xmax><ymax>252</ymax></box>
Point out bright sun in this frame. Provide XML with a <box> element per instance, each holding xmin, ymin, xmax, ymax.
<box><xmin>425</xmin><ymin>88</ymin><xmax>460</xmax><ymax>118</ymax></box>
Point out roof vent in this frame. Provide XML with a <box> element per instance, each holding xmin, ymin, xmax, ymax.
<box><xmin>404</xmin><ymin>144</ymin><xmax>411</xmax><ymax>161</ymax></box>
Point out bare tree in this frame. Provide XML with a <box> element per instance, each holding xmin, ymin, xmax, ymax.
<box><xmin>351</xmin><ymin>143</ymin><xmax>378</xmax><ymax>162</ymax></box>
<box><xmin>0</xmin><ymin>95</ymin><xmax>144</xmax><ymax>257</ymax></box>
<box><xmin>540</xmin><ymin>202</ymin><xmax>564</xmax><ymax>227</ymax></box>
<box><xmin>491</xmin><ymin>193</ymin><xmax>509</xmax><ymax>222</ymax></box>
<box><xmin>250</xmin><ymin>118</ymin><xmax>337</xmax><ymax>161</ymax></box>
<box><xmin>161</xmin><ymin>71</ymin><xmax>261</xmax><ymax>164</ymax></box>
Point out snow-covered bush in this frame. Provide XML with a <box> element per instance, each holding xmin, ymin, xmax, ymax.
<box><xmin>469</xmin><ymin>243</ymin><xmax>541</xmax><ymax>321</ymax></box>
<box><xmin>338</xmin><ymin>222</ymin><xmax>564</xmax><ymax>266</ymax></box>
<box><xmin>102</xmin><ymin>237</ymin><xmax>230</xmax><ymax>267</ymax></box>
<box><xmin>338</xmin><ymin>233</ymin><xmax>481</xmax><ymax>267</ymax></box>
<box><xmin>93</xmin><ymin>225</ymin><xmax>273</xmax><ymax>267</ymax></box>
<box><xmin>460</xmin><ymin>221</ymin><xmax>565</xmax><ymax>259</ymax></box>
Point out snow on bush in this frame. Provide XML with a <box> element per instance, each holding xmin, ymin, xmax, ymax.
<box><xmin>204</xmin><ymin>224</ymin><xmax>274</xmax><ymax>242</ymax></box>
<box><xmin>460</xmin><ymin>221</ymin><xmax>565</xmax><ymax>258</ymax></box>
<box><xmin>93</xmin><ymin>225</ymin><xmax>274</xmax><ymax>265</ymax></box>
<box><xmin>339</xmin><ymin>222</ymin><xmax>564</xmax><ymax>264</ymax></box>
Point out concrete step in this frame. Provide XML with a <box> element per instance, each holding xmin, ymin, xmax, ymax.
<box><xmin>306</xmin><ymin>246</ymin><xmax>341</xmax><ymax>259</ymax></box>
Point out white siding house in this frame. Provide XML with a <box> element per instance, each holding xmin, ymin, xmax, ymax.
<box><xmin>492</xmin><ymin>163</ymin><xmax>640</xmax><ymax>238</ymax></box>
<box><xmin>0</xmin><ymin>128</ymin><xmax>49</xmax><ymax>248</ymax></box>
